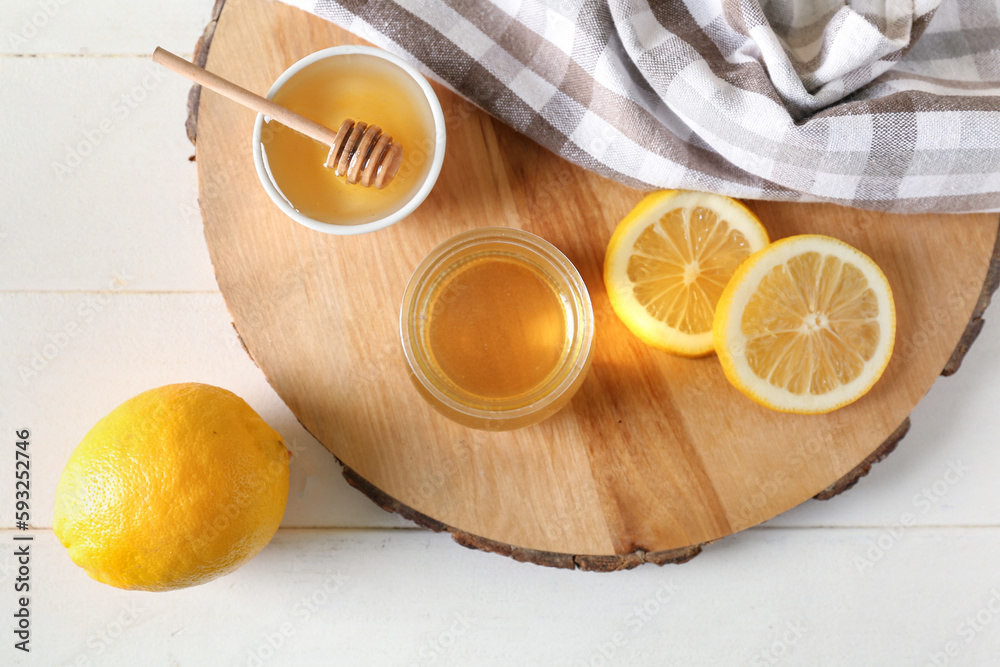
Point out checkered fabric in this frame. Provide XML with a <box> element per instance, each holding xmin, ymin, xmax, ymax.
<box><xmin>282</xmin><ymin>0</ymin><xmax>1000</xmax><ymax>213</ymax></box>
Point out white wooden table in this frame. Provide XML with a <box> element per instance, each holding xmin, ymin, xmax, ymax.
<box><xmin>3</xmin><ymin>2</ymin><xmax>1000</xmax><ymax>665</ymax></box>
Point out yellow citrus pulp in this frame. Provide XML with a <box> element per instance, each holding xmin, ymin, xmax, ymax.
<box><xmin>713</xmin><ymin>235</ymin><xmax>896</xmax><ymax>414</ymax></box>
<box><xmin>604</xmin><ymin>190</ymin><xmax>770</xmax><ymax>356</ymax></box>
<box><xmin>53</xmin><ymin>383</ymin><xmax>290</xmax><ymax>591</ymax></box>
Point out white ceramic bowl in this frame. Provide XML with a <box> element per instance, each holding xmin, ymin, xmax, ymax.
<box><xmin>252</xmin><ymin>46</ymin><xmax>446</xmax><ymax>235</ymax></box>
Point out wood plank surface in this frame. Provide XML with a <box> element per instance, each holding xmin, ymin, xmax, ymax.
<box><xmin>19</xmin><ymin>527</ymin><xmax>1000</xmax><ymax>665</ymax></box>
<box><xmin>0</xmin><ymin>0</ymin><xmax>212</xmax><ymax>54</ymax></box>
<box><xmin>12</xmin><ymin>0</ymin><xmax>1000</xmax><ymax>662</ymax></box>
<box><xmin>0</xmin><ymin>57</ymin><xmax>216</xmax><ymax>292</ymax></box>
<box><xmin>195</xmin><ymin>0</ymin><xmax>1000</xmax><ymax>566</ymax></box>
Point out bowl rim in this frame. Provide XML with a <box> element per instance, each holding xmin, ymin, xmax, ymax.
<box><xmin>251</xmin><ymin>45</ymin><xmax>447</xmax><ymax>235</ymax></box>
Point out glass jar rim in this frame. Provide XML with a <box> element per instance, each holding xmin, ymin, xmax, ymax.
<box><xmin>399</xmin><ymin>227</ymin><xmax>594</xmax><ymax>424</ymax></box>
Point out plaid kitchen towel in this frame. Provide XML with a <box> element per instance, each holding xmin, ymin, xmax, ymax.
<box><xmin>280</xmin><ymin>0</ymin><xmax>1000</xmax><ymax>213</ymax></box>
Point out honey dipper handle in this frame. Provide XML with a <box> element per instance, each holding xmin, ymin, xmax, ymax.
<box><xmin>152</xmin><ymin>47</ymin><xmax>342</xmax><ymax>147</ymax></box>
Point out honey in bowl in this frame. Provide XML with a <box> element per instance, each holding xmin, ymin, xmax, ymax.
<box><xmin>259</xmin><ymin>52</ymin><xmax>437</xmax><ymax>226</ymax></box>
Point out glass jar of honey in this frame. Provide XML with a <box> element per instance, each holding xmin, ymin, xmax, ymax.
<box><xmin>400</xmin><ymin>228</ymin><xmax>594</xmax><ymax>430</ymax></box>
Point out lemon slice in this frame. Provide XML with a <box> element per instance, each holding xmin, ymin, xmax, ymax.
<box><xmin>713</xmin><ymin>235</ymin><xmax>896</xmax><ymax>414</ymax></box>
<box><xmin>604</xmin><ymin>190</ymin><xmax>770</xmax><ymax>356</ymax></box>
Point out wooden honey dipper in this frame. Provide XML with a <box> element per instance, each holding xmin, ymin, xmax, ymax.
<box><xmin>322</xmin><ymin>119</ymin><xmax>402</xmax><ymax>188</ymax></box>
<box><xmin>153</xmin><ymin>47</ymin><xmax>403</xmax><ymax>188</ymax></box>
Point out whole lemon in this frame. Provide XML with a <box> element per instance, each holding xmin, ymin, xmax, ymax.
<box><xmin>54</xmin><ymin>383</ymin><xmax>289</xmax><ymax>591</ymax></box>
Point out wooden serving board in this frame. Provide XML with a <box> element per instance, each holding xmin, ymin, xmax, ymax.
<box><xmin>192</xmin><ymin>0</ymin><xmax>1000</xmax><ymax>570</ymax></box>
